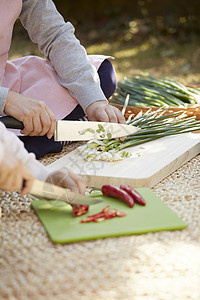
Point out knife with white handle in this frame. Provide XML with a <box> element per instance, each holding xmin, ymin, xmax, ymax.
<box><xmin>0</xmin><ymin>116</ymin><xmax>140</xmax><ymax>141</ymax></box>
<box><xmin>29</xmin><ymin>179</ymin><xmax>103</xmax><ymax>205</ymax></box>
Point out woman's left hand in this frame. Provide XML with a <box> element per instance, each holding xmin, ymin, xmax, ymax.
<box><xmin>45</xmin><ymin>167</ymin><xmax>86</xmax><ymax>195</ymax></box>
<box><xmin>85</xmin><ymin>100</ymin><xmax>126</xmax><ymax>123</ymax></box>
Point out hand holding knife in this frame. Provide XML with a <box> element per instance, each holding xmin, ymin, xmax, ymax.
<box><xmin>0</xmin><ymin>116</ymin><xmax>140</xmax><ymax>141</ymax></box>
<box><xmin>28</xmin><ymin>179</ymin><xmax>103</xmax><ymax>205</ymax></box>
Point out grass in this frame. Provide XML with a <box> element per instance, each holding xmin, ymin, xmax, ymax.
<box><xmin>9</xmin><ymin>20</ymin><xmax>200</xmax><ymax>86</ymax></box>
<box><xmin>86</xmin><ymin>39</ymin><xmax>200</xmax><ymax>85</ymax></box>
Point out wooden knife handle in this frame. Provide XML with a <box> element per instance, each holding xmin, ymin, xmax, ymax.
<box><xmin>30</xmin><ymin>179</ymin><xmax>67</xmax><ymax>201</ymax></box>
<box><xmin>0</xmin><ymin>116</ymin><xmax>24</xmax><ymax>130</ymax></box>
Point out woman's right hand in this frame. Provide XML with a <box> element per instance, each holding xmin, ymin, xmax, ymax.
<box><xmin>4</xmin><ymin>91</ymin><xmax>56</xmax><ymax>139</ymax></box>
<box><xmin>0</xmin><ymin>152</ymin><xmax>34</xmax><ymax>195</ymax></box>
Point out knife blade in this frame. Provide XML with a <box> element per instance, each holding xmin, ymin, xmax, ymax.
<box><xmin>0</xmin><ymin>116</ymin><xmax>140</xmax><ymax>141</ymax></box>
<box><xmin>29</xmin><ymin>179</ymin><xmax>103</xmax><ymax>205</ymax></box>
<box><xmin>54</xmin><ymin>120</ymin><xmax>139</xmax><ymax>141</ymax></box>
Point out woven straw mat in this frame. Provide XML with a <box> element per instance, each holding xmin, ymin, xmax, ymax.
<box><xmin>1</xmin><ymin>142</ymin><xmax>200</xmax><ymax>300</ymax></box>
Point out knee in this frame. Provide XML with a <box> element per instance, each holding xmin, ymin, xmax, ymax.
<box><xmin>97</xmin><ymin>59</ymin><xmax>117</xmax><ymax>99</ymax></box>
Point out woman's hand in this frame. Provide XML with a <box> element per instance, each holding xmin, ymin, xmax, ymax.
<box><xmin>0</xmin><ymin>152</ymin><xmax>34</xmax><ymax>195</ymax></box>
<box><xmin>85</xmin><ymin>100</ymin><xmax>126</xmax><ymax>123</ymax></box>
<box><xmin>4</xmin><ymin>91</ymin><xmax>56</xmax><ymax>139</ymax></box>
<box><xmin>45</xmin><ymin>167</ymin><xmax>86</xmax><ymax>195</ymax></box>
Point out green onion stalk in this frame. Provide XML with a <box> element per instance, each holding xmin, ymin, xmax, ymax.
<box><xmin>87</xmin><ymin>108</ymin><xmax>200</xmax><ymax>154</ymax></box>
<box><xmin>111</xmin><ymin>74</ymin><xmax>200</xmax><ymax>108</ymax></box>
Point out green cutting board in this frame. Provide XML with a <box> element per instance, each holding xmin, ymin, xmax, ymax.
<box><xmin>31</xmin><ymin>188</ymin><xmax>187</xmax><ymax>244</ymax></box>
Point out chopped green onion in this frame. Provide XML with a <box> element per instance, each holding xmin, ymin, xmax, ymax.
<box><xmin>78</xmin><ymin>108</ymin><xmax>200</xmax><ymax>161</ymax></box>
<box><xmin>107</xmin><ymin>131</ymin><xmax>112</xmax><ymax>139</ymax></box>
<box><xmin>98</xmin><ymin>124</ymin><xmax>105</xmax><ymax>132</ymax></box>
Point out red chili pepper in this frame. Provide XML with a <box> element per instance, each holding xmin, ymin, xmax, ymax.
<box><xmin>101</xmin><ymin>185</ymin><xmax>134</xmax><ymax>207</ymax></box>
<box><xmin>72</xmin><ymin>205</ymin><xmax>89</xmax><ymax>217</ymax></box>
<box><xmin>120</xmin><ymin>184</ymin><xmax>146</xmax><ymax>206</ymax></box>
<box><xmin>81</xmin><ymin>205</ymin><xmax>126</xmax><ymax>223</ymax></box>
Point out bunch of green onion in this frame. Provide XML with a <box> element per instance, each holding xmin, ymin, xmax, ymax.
<box><xmin>111</xmin><ymin>74</ymin><xmax>200</xmax><ymax>107</ymax></box>
<box><xmin>87</xmin><ymin>108</ymin><xmax>200</xmax><ymax>154</ymax></box>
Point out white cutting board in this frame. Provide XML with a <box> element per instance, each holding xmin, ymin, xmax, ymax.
<box><xmin>48</xmin><ymin>133</ymin><xmax>200</xmax><ymax>188</ymax></box>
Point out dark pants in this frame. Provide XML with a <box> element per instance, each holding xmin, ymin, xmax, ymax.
<box><xmin>20</xmin><ymin>59</ymin><xmax>117</xmax><ymax>158</ymax></box>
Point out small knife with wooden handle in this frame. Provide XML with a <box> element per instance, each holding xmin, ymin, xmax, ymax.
<box><xmin>29</xmin><ymin>179</ymin><xmax>103</xmax><ymax>206</ymax></box>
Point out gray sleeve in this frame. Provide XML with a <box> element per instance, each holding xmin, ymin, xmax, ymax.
<box><xmin>20</xmin><ymin>0</ymin><xmax>107</xmax><ymax>111</ymax></box>
<box><xmin>0</xmin><ymin>87</ymin><xmax>9</xmax><ymax>115</ymax></box>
